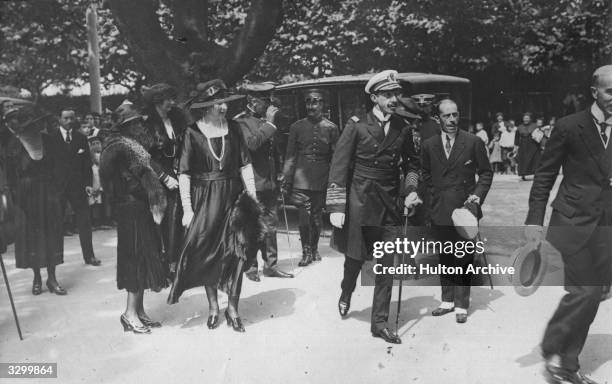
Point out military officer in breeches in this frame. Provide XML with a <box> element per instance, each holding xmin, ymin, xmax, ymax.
<box><xmin>282</xmin><ymin>89</ymin><xmax>339</xmax><ymax>266</ymax></box>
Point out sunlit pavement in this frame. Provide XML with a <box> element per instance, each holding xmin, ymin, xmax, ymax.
<box><xmin>1</xmin><ymin>175</ymin><xmax>610</xmax><ymax>384</ymax></box>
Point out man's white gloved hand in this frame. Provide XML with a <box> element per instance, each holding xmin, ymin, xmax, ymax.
<box><xmin>330</xmin><ymin>212</ymin><xmax>345</xmax><ymax>229</ymax></box>
<box><xmin>163</xmin><ymin>175</ymin><xmax>179</xmax><ymax>190</ymax></box>
<box><xmin>404</xmin><ymin>192</ymin><xmax>423</xmax><ymax>210</ymax></box>
<box><xmin>265</xmin><ymin>105</ymin><xmax>279</xmax><ymax>124</ymax></box>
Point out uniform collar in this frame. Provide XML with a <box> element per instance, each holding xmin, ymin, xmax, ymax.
<box><xmin>372</xmin><ymin>105</ymin><xmax>390</xmax><ymax>122</ymax></box>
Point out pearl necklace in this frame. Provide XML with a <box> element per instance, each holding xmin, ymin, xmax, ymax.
<box><xmin>197</xmin><ymin>120</ymin><xmax>227</xmax><ymax>170</ymax></box>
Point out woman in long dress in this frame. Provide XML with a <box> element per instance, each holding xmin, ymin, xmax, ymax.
<box><xmin>168</xmin><ymin>79</ymin><xmax>264</xmax><ymax>333</ymax></box>
<box><xmin>100</xmin><ymin>104</ymin><xmax>169</xmax><ymax>334</ymax></box>
<box><xmin>514</xmin><ymin>112</ymin><xmax>541</xmax><ymax>180</ymax></box>
<box><xmin>142</xmin><ymin>83</ymin><xmax>187</xmax><ymax>276</ymax></box>
<box><xmin>4</xmin><ymin>105</ymin><xmax>65</xmax><ymax>295</ymax></box>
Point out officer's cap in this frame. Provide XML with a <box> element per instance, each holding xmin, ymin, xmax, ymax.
<box><xmin>365</xmin><ymin>70</ymin><xmax>402</xmax><ymax>94</ymax></box>
<box><xmin>411</xmin><ymin>94</ymin><xmax>436</xmax><ymax>105</ymax></box>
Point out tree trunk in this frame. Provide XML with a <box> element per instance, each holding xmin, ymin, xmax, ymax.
<box><xmin>107</xmin><ymin>0</ymin><xmax>283</xmax><ymax>98</ymax></box>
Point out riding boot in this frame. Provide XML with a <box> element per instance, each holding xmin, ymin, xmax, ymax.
<box><xmin>298</xmin><ymin>225</ymin><xmax>312</xmax><ymax>266</ymax></box>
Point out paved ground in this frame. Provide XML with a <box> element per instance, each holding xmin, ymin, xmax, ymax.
<box><xmin>0</xmin><ymin>175</ymin><xmax>611</xmax><ymax>384</ymax></box>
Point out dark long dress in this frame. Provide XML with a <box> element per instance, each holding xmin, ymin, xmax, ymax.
<box><xmin>168</xmin><ymin>122</ymin><xmax>251</xmax><ymax>304</ymax></box>
<box><xmin>7</xmin><ymin>134</ymin><xmax>63</xmax><ymax>269</ymax></box>
<box><xmin>515</xmin><ymin>123</ymin><xmax>541</xmax><ymax>176</ymax></box>
<box><xmin>144</xmin><ymin>107</ymin><xmax>186</xmax><ymax>268</ymax></box>
<box><xmin>100</xmin><ymin>135</ymin><xmax>169</xmax><ymax>293</ymax></box>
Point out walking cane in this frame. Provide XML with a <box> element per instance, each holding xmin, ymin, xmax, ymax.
<box><xmin>395</xmin><ymin>212</ymin><xmax>409</xmax><ymax>334</ymax></box>
<box><xmin>0</xmin><ymin>253</ymin><xmax>23</xmax><ymax>340</ymax></box>
<box><xmin>476</xmin><ymin>233</ymin><xmax>494</xmax><ymax>290</ymax></box>
<box><xmin>279</xmin><ymin>192</ymin><xmax>297</xmax><ymax>273</ymax></box>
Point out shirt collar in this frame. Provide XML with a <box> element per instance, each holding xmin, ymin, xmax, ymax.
<box><xmin>591</xmin><ymin>102</ymin><xmax>612</xmax><ymax>125</ymax></box>
<box><xmin>372</xmin><ymin>106</ymin><xmax>390</xmax><ymax>123</ymax></box>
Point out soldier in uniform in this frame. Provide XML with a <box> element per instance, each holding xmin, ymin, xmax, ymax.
<box><xmin>234</xmin><ymin>83</ymin><xmax>294</xmax><ymax>281</ymax></box>
<box><xmin>281</xmin><ymin>89</ymin><xmax>339</xmax><ymax>266</ymax></box>
<box><xmin>411</xmin><ymin>93</ymin><xmax>441</xmax><ymax>141</ymax></box>
<box><xmin>327</xmin><ymin>70</ymin><xmax>422</xmax><ymax>344</ymax></box>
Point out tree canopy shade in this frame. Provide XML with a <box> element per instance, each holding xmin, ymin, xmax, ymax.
<box><xmin>106</xmin><ymin>0</ymin><xmax>283</xmax><ymax>94</ymax></box>
<box><xmin>1</xmin><ymin>0</ymin><xmax>610</xmax><ymax>105</ymax></box>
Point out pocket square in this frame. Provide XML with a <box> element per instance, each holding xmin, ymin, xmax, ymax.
<box><xmin>464</xmin><ymin>160</ymin><xmax>473</xmax><ymax>165</ymax></box>
<box><xmin>77</xmin><ymin>148</ymin><xmax>85</xmax><ymax>154</ymax></box>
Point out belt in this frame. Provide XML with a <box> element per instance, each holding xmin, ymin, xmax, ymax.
<box><xmin>192</xmin><ymin>171</ymin><xmax>239</xmax><ymax>182</ymax></box>
<box><xmin>353</xmin><ymin>162</ymin><xmax>398</xmax><ymax>181</ymax></box>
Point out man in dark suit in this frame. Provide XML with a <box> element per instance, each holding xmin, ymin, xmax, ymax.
<box><xmin>52</xmin><ymin>108</ymin><xmax>100</xmax><ymax>266</ymax></box>
<box><xmin>525</xmin><ymin>65</ymin><xmax>612</xmax><ymax>384</ymax></box>
<box><xmin>234</xmin><ymin>83</ymin><xmax>293</xmax><ymax>280</ymax></box>
<box><xmin>282</xmin><ymin>89</ymin><xmax>339</xmax><ymax>266</ymax></box>
<box><xmin>327</xmin><ymin>70</ymin><xmax>422</xmax><ymax>344</ymax></box>
<box><xmin>421</xmin><ymin>99</ymin><xmax>492</xmax><ymax>324</ymax></box>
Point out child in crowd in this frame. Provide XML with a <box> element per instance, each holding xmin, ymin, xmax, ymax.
<box><xmin>488</xmin><ymin>131</ymin><xmax>503</xmax><ymax>173</ymax></box>
<box><xmin>87</xmin><ymin>137</ymin><xmax>104</xmax><ymax>229</ymax></box>
<box><xmin>475</xmin><ymin>121</ymin><xmax>489</xmax><ymax>146</ymax></box>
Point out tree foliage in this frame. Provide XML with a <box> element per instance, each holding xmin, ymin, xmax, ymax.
<box><xmin>0</xmin><ymin>0</ymin><xmax>610</xmax><ymax>101</ymax></box>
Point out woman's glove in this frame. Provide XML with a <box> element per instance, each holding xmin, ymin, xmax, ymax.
<box><xmin>182</xmin><ymin>208</ymin><xmax>194</xmax><ymax>228</ymax></box>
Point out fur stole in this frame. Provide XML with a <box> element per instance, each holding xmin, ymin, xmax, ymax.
<box><xmin>227</xmin><ymin>191</ymin><xmax>267</xmax><ymax>262</ymax></box>
<box><xmin>100</xmin><ymin>134</ymin><xmax>167</xmax><ymax>223</ymax></box>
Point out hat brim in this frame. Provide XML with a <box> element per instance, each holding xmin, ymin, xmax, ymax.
<box><xmin>451</xmin><ymin>208</ymin><xmax>479</xmax><ymax>240</ymax></box>
<box><xmin>373</xmin><ymin>83</ymin><xmax>402</xmax><ymax>93</ymax></box>
<box><xmin>12</xmin><ymin>114</ymin><xmax>51</xmax><ymax>133</ymax></box>
<box><xmin>394</xmin><ymin>106</ymin><xmax>421</xmax><ymax>120</ymax></box>
<box><xmin>511</xmin><ymin>243</ymin><xmax>547</xmax><ymax>296</ymax></box>
<box><xmin>119</xmin><ymin>115</ymin><xmax>144</xmax><ymax>126</ymax></box>
<box><xmin>190</xmin><ymin>94</ymin><xmax>245</xmax><ymax>109</ymax></box>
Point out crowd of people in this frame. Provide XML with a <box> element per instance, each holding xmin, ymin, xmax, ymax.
<box><xmin>1</xmin><ymin>66</ymin><xmax>611</xmax><ymax>384</ymax></box>
<box><xmin>469</xmin><ymin>112</ymin><xmax>558</xmax><ymax>179</ymax></box>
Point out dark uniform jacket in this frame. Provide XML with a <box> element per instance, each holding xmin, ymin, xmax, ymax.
<box><xmin>421</xmin><ymin>130</ymin><xmax>493</xmax><ymax>226</ymax></box>
<box><xmin>282</xmin><ymin>117</ymin><xmax>339</xmax><ymax>191</ymax></box>
<box><xmin>326</xmin><ymin>111</ymin><xmax>420</xmax><ymax>260</ymax></box>
<box><xmin>526</xmin><ymin>110</ymin><xmax>612</xmax><ymax>255</ymax></box>
<box><xmin>50</xmin><ymin>129</ymin><xmax>93</xmax><ymax>194</ymax></box>
<box><xmin>234</xmin><ymin>112</ymin><xmax>278</xmax><ymax>191</ymax></box>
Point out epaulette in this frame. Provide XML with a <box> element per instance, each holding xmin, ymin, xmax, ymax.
<box><xmin>350</xmin><ymin>116</ymin><xmax>360</xmax><ymax>123</ymax></box>
<box><xmin>322</xmin><ymin>117</ymin><xmax>338</xmax><ymax>127</ymax></box>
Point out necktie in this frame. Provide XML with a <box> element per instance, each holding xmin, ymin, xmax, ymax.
<box><xmin>445</xmin><ymin>135</ymin><xmax>452</xmax><ymax>157</ymax></box>
<box><xmin>599</xmin><ymin>123</ymin><xmax>608</xmax><ymax>146</ymax></box>
<box><xmin>66</xmin><ymin>130</ymin><xmax>72</xmax><ymax>144</ymax></box>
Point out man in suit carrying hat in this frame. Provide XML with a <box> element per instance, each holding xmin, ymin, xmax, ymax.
<box><xmin>525</xmin><ymin>65</ymin><xmax>612</xmax><ymax>384</ymax></box>
<box><xmin>421</xmin><ymin>98</ymin><xmax>493</xmax><ymax>324</ymax></box>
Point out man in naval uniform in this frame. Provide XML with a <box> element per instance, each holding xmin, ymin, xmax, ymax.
<box><xmin>327</xmin><ymin>70</ymin><xmax>422</xmax><ymax>344</ymax></box>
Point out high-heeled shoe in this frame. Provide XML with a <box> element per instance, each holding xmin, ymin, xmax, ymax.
<box><xmin>138</xmin><ymin>315</ymin><xmax>162</xmax><ymax>328</ymax></box>
<box><xmin>46</xmin><ymin>280</ymin><xmax>67</xmax><ymax>296</ymax></box>
<box><xmin>207</xmin><ymin>313</ymin><xmax>220</xmax><ymax>329</ymax></box>
<box><xmin>32</xmin><ymin>281</ymin><xmax>43</xmax><ymax>295</ymax></box>
<box><xmin>120</xmin><ymin>314</ymin><xmax>151</xmax><ymax>334</ymax></box>
<box><xmin>224</xmin><ymin>310</ymin><xmax>245</xmax><ymax>332</ymax></box>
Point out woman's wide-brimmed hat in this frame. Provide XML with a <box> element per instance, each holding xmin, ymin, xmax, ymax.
<box><xmin>188</xmin><ymin>79</ymin><xmax>244</xmax><ymax>109</ymax></box>
<box><xmin>141</xmin><ymin>83</ymin><xmax>177</xmax><ymax>105</ymax></box>
<box><xmin>4</xmin><ymin>104</ymin><xmax>50</xmax><ymax>134</ymax></box>
<box><xmin>112</xmin><ymin>103</ymin><xmax>144</xmax><ymax>127</ymax></box>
